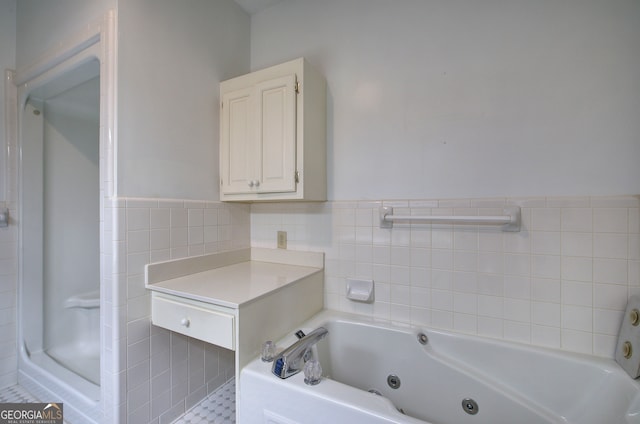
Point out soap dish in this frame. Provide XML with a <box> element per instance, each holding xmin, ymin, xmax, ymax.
<box><xmin>346</xmin><ymin>278</ymin><xmax>374</xmax><ymax>303</ymax></box>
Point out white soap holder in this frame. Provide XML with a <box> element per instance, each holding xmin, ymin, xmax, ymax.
<box><xmin>346</xmin><ymin>278</ymin><xmax>374</xmax><ymax>303</ymax></box>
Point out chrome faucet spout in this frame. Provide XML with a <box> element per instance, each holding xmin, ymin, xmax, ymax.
<box><xmin>272</xmin><ymin>327</ymin><xmax>328</xmax><ymax>379</ymax></box>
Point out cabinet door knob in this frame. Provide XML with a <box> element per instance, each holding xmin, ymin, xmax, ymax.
<box><xmin>248</xmin><ymin>181</ymin><xmax>254</xmax><ymax>187</ymax></box>
<box><xmin>180</xmin><ymin>318</ymin><xmax>190</xmax><ymax>328</ymax></box>
<box><xmin>254</xmin><ymin>180</ymin><xmax>260</xmax><ymax>187</ymax></box>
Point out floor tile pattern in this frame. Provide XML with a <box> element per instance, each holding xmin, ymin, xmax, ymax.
<box><xmin>0</xmin><ymin>385</ymin><xmax>39</xmax><ymax>403</ymax></box>
<box><xmin>174</xmin><ymin>378</ymin><xmax>236</xmax><ymax>424</ymax></box>
<box><xmin>1</xmin><ymin>378</ymin><xmax>236</xmax><ymax>423</ymax></box>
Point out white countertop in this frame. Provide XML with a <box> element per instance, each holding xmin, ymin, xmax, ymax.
<box><xmin>145</xmin><ymin>248</ymin><xmax>324</xmax><ymax>309</ymax></box>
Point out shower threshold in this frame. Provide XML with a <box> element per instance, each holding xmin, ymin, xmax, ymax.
<box><xmin>27</xmin><ymin>349</ymin><xmax>100</xmax><ymax>402</ymax></box>
<box><xmin>20</xmin><ymin>347</ymin><xmax>101</xmax><ymax>423</ymax></box>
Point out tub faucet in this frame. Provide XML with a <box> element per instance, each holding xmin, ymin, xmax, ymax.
<box><xmin>272</xmin><ymin>327</ymin><xmax>328</xmax><ymax>379</ymax></box>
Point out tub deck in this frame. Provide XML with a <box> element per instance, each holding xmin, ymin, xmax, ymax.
<box><xmin>240</xmin><ymin>310</ymin><xmax>640</xmax><ymax>424</ymax></box>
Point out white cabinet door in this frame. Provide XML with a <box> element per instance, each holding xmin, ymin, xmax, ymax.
<box><xmin>220</xmin><ymin>75</ymin><xmax>297</xmax><ymax>195</ymax></box>
<box><xmin>220</xmin><ymin>86</ymin><xmax>255</xmax><ymax>194</ymax></box>
<box><xmin>220</xmin><ymin>57</ymin><xmax>326</xmax><ymax>202</ymax></box>
<box><xmin>256</xmin><ymin>74</ymin><xmax>297</xmax><ymax>193</ymax></box>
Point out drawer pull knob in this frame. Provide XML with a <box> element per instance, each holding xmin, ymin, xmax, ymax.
<box><xmin>180</xmin><ymin>318</ymin><xmax>190</xmax><ymax>328</ymax></box>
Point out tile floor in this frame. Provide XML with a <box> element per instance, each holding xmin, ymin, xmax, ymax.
<box><xmin>1</xmin><ymin>378</ymin><xmax>235</xmax><ymax>424</ymax></box>
<box><xmin>0</xmin><ymin>384</ymin><xmax>69</xmax><ymax>424</ymax></box>
<box><xmin>174</xmin><ymin>378</ymin><xmax>236</xmax><ymax>424</ymax></box>
<box><xmin>0</xmin><ymin>384</ymin><xmax>39</xmax><ymax>403</ymax></box>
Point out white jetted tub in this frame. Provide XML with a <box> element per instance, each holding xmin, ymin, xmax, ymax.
<box><xmin>240</xmin><ymin>310</ymin><xmax>640</xmax><ymax>424</ymax></box>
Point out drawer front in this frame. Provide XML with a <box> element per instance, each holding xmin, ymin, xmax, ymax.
<box><xmin>152</xmin><ymin>295</ymin><xmax>235</xmax><ymax>350</ymax></box>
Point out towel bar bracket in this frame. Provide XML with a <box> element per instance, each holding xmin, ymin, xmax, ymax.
<box><xmin>379</xmin><ymin>206</ymin><xmax>394</xmax><ymax>229</ymax></box>
<box><xmin>0</xmin><ymin>208</ymin><xmax>8</xmax><ymax>228</ymax></box>
<box><xmin>379</xmin><ymin>206</ymin><xmax>521</xmax><ymax>232</ymax></box>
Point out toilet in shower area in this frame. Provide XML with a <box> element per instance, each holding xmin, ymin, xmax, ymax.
<box><xmin>45</xmin><ymin>290</ymin><xmax>100</xmax><ymax>385</ymax></box>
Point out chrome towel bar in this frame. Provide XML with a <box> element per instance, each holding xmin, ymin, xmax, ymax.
<box><xmin>379</xmin><ymin>206</ymin><xmax>521</xmax><ymax>232</ymax></box>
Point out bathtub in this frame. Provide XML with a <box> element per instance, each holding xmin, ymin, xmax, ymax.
<box><xmin>240</xmin><ymin>310</ymin><xmax>640</xmax><ymax>424</ymax></box>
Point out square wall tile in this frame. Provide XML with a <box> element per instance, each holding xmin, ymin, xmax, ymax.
<box><xmin>532</xmin><ymin>208</ymin><xmax>561</xmax><ymax>231</ymax></box>
<box><xmin>594</xmin><ymin>208</ymin><xmax>628</xmax><ymax>233</ymax></box>
<box><xmin>562</xmin><ymin>209</ymin><xmax>592</xmax><ymax>232</ymax></box>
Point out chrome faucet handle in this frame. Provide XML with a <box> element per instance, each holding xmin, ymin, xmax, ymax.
<box><xmin>261</xmin><ymin>340</ymin><xmax>276</xmax><ymax>362</ymax></box>
<box><xmin>272</xmin><ymin>327</ymin><xmax>328</xmax><ymax>379</ymax></box>
<box><xmin>304</xmin><ymin>359</ymin><xmax>322</xmax><ymax>385</ymax></box>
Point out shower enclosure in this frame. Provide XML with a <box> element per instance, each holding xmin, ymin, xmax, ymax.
<box><xmin>12</xmin><ymin>14</ymin><xmax>116</xmax><ymax>421</ymax></box>
<box><xmin>18</xmin><ymin>58</ymin><xmax>101</xmax><ymax>421</ymax></box>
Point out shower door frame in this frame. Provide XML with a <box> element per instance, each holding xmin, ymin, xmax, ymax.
<box><xmin>14</xmin><ymin>10</ymin><xmax>117</xmax><ymax>423</ymax></box>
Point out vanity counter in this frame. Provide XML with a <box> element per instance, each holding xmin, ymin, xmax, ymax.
<box><xmin>145</xmin><ymin>247</ymin><xmax>325</xmax><ymax>385</ymax></box>
<box><xmin>147</xmin><ymin>259</ymin><xmax>322</xmax><ymax>309</ymax></box>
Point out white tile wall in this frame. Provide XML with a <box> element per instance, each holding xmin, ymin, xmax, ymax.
<box><xmin>104</xmin><ymin>198</ymin><xmax>249</xmax><ymax>424</ymax></box>
<box><xmin>251</xmin><ymin>195</ymin><xmax>640</xmax><ymax>358</ymax></box>
<box><xmin>0</xmin><ymin>201</ymin><xmax>17</xmax><ymax>390</ymax></box>
<box><xmin>1</xmin><ymin>70</ymin><xmax>18</xmax><ymax>390</ymax></box>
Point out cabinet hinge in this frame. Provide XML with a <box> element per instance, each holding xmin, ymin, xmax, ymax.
<box><xmin>295</xmin><ymin>170</ymin><xmax>299</xmax><ymax>183</ymax></box>
<box><xmin>294</xmin><ymin>81</ymin><xmax>300</xmax><ymax>94</ymax></box>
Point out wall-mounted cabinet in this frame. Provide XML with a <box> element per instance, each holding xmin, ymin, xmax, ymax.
<box><xmin>219</xmin><ymin>58</ymin><xmax>326</xmax><ymax>202</ymax></box>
